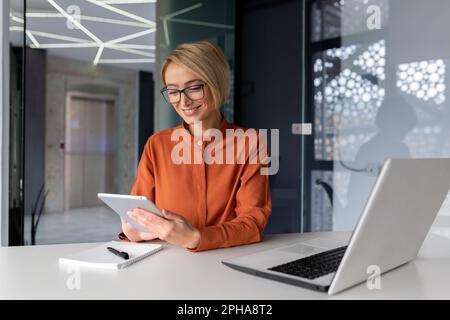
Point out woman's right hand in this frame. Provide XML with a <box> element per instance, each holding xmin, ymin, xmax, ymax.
<box><xmin>121</xmin><ymin>219</ymin><xmax>159</xmax><ymax>242</ymax></box>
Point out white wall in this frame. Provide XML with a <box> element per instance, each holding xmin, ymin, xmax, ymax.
<box><xmin>0</xmin><ymin>0</ymin><xmax>10</xmax><ymax>246</ymax></box>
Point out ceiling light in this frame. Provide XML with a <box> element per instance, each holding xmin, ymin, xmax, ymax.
<box><xmin>30</xmin><ymin>43</ymin><xmax>98</xmax><ymax>49</ymax></box>
<box><xmin>162</xmin><ymin>18</ymin><xmax>170</xmax><ymax>46</ymax></box>
<box><xmin>9</xmin><ymin>26</ymin><xmax>24</xmax><ymax>32</ymax></box>
<box><xmin>29</xmin><ymin>30</ymin><xmax>92</xmax><ymax>43</ymax></box>
<box><xmin>25</xmin><ymin>31</ymin><xmax>40</xmax><ymax>48</ymax></box>
<box><xmin>106</xmin><ymin>46</ymin><xmax>155</xmax><ymax>57</ymax></box>
<box><xmin>24</xmin><ymin>0</ymin><xmax>156</xmax><ymax>67</ymax></box>
<box><xmin>164</xmin><ymin>3</ymin><xmax>203</xmax><ymax>19</ymax></box>
<box><xmin>110</xmin><ymin>44</ymin><xmax>155</xmax><ymax>50</ymax></box>
<box><xmin>26</xmin><ymin>12</ymin><xmax>151</xmax><ymax>28</ymax></box>
<box><xmin>160</xmin><ymin>3</ymin><xmax>238</xmax><ymax>46</ymax></box>
<box><xmin>98</xmin><ymin>58</ymin><xmax>155</xmax><ymax>64</ymax></box>
<box><xmin>93</xmin><ymin>45</ymin><xmax>105</xmax><ymax>65</ymax></box>
<box><xmin>86</xmin><ymin>0</ymin><xmax>155</xmax><ymax>27</ymax></box>
<box><xmin>169</xmin><ymin>18</ymin><xmax>234</xmax><ymax>30</ymax></box>
<box><xmin>47</xmin><ymin>0</ymin><xmax>103</xmax><ymax>46</ymax></box>
<box><xmin>29</xmin><ymin>42</ymin><xmax>155</xmax><ymax>59</ymax></box>
<box><xmin>106</xmin><ymin>28</ymin><xmax>155</xmax><ymax>45</ymax></box>
<box><xmin>48</xmin><ymin>0</ymin><xmax>107</xmax><ymax>65</ymax></box>
<box><xmin>10</xmin><ymin>14</ymin><xmax>24</xmax><ymax>24</ymax></box>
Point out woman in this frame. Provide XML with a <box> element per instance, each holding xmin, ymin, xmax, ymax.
<box><xmin>120</xmin><ymin>41</ymin><xmax>272</xmax><ymax>252</ymax></box>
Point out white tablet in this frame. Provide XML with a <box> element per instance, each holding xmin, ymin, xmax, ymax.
<box><xmin>97</xmin><ymin>193</ymin><xmax>163</xmax><ymax>233</ymax></box>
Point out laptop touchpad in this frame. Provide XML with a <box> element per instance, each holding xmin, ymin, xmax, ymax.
<box><xmin>281</xmin><ymin>244</ymin><xmax>325</xmax><ymax>255</ymax></box>
<box><xmin>302</xmin><ymin>235</ymin><xmax>349</xmax><ymax>249</ymax></box>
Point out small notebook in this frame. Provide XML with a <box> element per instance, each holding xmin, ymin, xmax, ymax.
<box><xmin>59</xmin><ymin>241</ymin><xmax>162</xmax><ymax>270</ymax></box>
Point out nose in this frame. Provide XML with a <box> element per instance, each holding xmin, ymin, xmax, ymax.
<box><xmin>178</xmin><ymin>91</ymin><xmax>192</xmax><ymax>107</ymax></box>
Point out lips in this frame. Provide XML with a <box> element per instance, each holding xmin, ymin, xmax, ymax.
<box><xmin>181</xmin><ymin>105</ymin><xmax>201</xmax><ymax>116</ymax></box>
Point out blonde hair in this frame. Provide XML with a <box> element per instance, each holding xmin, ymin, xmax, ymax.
<box><xmin>161</xmin><ymin>41</ymin><xmax>231</xmax><ymax>109</ymax></box>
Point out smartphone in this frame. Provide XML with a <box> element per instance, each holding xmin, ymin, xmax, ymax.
<box><xmin>97</xmin><ymin>193</ymin><xmax>162</xmax><ymax>233</ymax></box>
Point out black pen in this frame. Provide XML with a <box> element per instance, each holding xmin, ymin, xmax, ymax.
<box><xmin>107</xmin><ymin>247</ymin><xmax>129</xmax><ymax>260</ymax></box>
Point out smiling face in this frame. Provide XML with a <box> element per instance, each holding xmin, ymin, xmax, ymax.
<box><xmin>164</xmin><ymin>62</ymin><xmax>218</xmax><ymax>126</ymax></box>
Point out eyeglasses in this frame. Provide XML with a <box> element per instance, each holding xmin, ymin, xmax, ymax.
<box><xmin>161</xmin><ymin>83</ymin><xmax>206</xmax><ymax>105</ymax></box>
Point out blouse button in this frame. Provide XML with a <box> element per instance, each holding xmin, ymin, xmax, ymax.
<box><xmin>197</xmin><ymin>140</ymin><xmax>203</xmax><ymax>146</ymax></box>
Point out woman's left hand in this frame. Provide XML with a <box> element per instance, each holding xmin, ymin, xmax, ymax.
<box><xmin>128</xmin><ymin>208</ymin><xmax>200</xmax><ymax>249</ymax></box>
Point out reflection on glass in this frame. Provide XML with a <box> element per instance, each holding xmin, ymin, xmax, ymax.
<box><xmin>311</xmin><ymin>170</ymin><xmax>333</xmax><ymax>232</ymax></box>
<box><xmin>313</xmin><ymin>40</ymin><xmax>385</xmax><ymax>162</ymax></box>
<box><xmin>396</xmin><ymin>60</ymin><xmax>446</xmax><ymax>105</ymax></box>
<box><xmin>312</xmin><ymin>0</ymin><xmax>389</xmax><ymax>42</ymax></box>
<box><xmin>20</xmin><ymin>0</ymin><xmax>155</xmax><ymax>245</ymax></box>
<box><xmin>155</xmin><ymin>0</ymin><xmax>235</xmax><ymax>129</ymax></box>
<box><xmin>307</xmin><ymin>0</ymin><xmax>450</xmax><ymax>231</ymax></box>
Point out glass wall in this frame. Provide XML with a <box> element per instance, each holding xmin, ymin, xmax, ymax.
<box><xmin>305</xmin><ymin>0</ymin><xmax>450</xmax><ymax>232</ymax></box>
<box><xmin>7</xmin><ymin>0</ymin><xmax>234</xmax><ymax>245</ymax></box>
<box><xmin>9</xmin><ymin>0</ymin><xmax>25</xmax><ymax>245</ymax></box>
<box><xmin>11</xmin><ymin>0</ymin><xmax>156</xmax><ymax>245</ymax></box>
<box><xmin>155</xmin><ymin>0</ymin><xmax>235</xmax><ymax>131</ymax></box>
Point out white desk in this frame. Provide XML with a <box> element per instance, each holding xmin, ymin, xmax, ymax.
<box><xmin>1</xmin><ymin>231</ymin><xmax>450</xmax><ymax>300</ymax></box>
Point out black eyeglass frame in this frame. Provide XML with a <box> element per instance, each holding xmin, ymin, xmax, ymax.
<box><xmin>160</xmin><ymin>83</ymin><xmax>207</xmax><ymax>105</ymax></box>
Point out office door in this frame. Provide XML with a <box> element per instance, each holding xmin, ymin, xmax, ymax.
<box><xmin>237</xmin><ymin>0</ymin><xmax>304</xmax><ymax>233</ymax></box>
<box><xmin>64</xmin><ymin>94</ymin><xmax>116</xmax><ymax>210</ymax></box>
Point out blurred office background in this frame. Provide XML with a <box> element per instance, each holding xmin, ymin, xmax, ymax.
<box><xmin>1</xmin><ymin>0</ymin><xmax>449</xmax><ymax>246</ymax></box>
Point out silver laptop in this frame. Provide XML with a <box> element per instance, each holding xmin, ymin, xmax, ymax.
<box><xmin>222</xmin><ymin>159</ymin><xmax>450</xmax><ymax>295</ymax></box>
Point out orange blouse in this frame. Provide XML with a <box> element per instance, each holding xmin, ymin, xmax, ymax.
<box><xmin>126</xmin><ymin>116</ymin><xmax>272</xmax><ymax>252</ymax></box>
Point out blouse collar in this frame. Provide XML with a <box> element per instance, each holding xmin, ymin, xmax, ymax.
<box><xmin>180</xmin><ymin>113</ymin><xmax>229</xmax><ymax>137</ymax></box>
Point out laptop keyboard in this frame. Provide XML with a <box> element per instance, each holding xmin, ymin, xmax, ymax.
<box><xmin>268</xmin><ymin>246</ymin><xmax>348</xmax><ymax>280</ymax></box>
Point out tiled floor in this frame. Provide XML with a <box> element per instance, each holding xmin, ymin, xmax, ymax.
<box><xmin>24</xmin><ymin>206</ymin><xmax>121</xmax><ymax>245</ymax></box>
